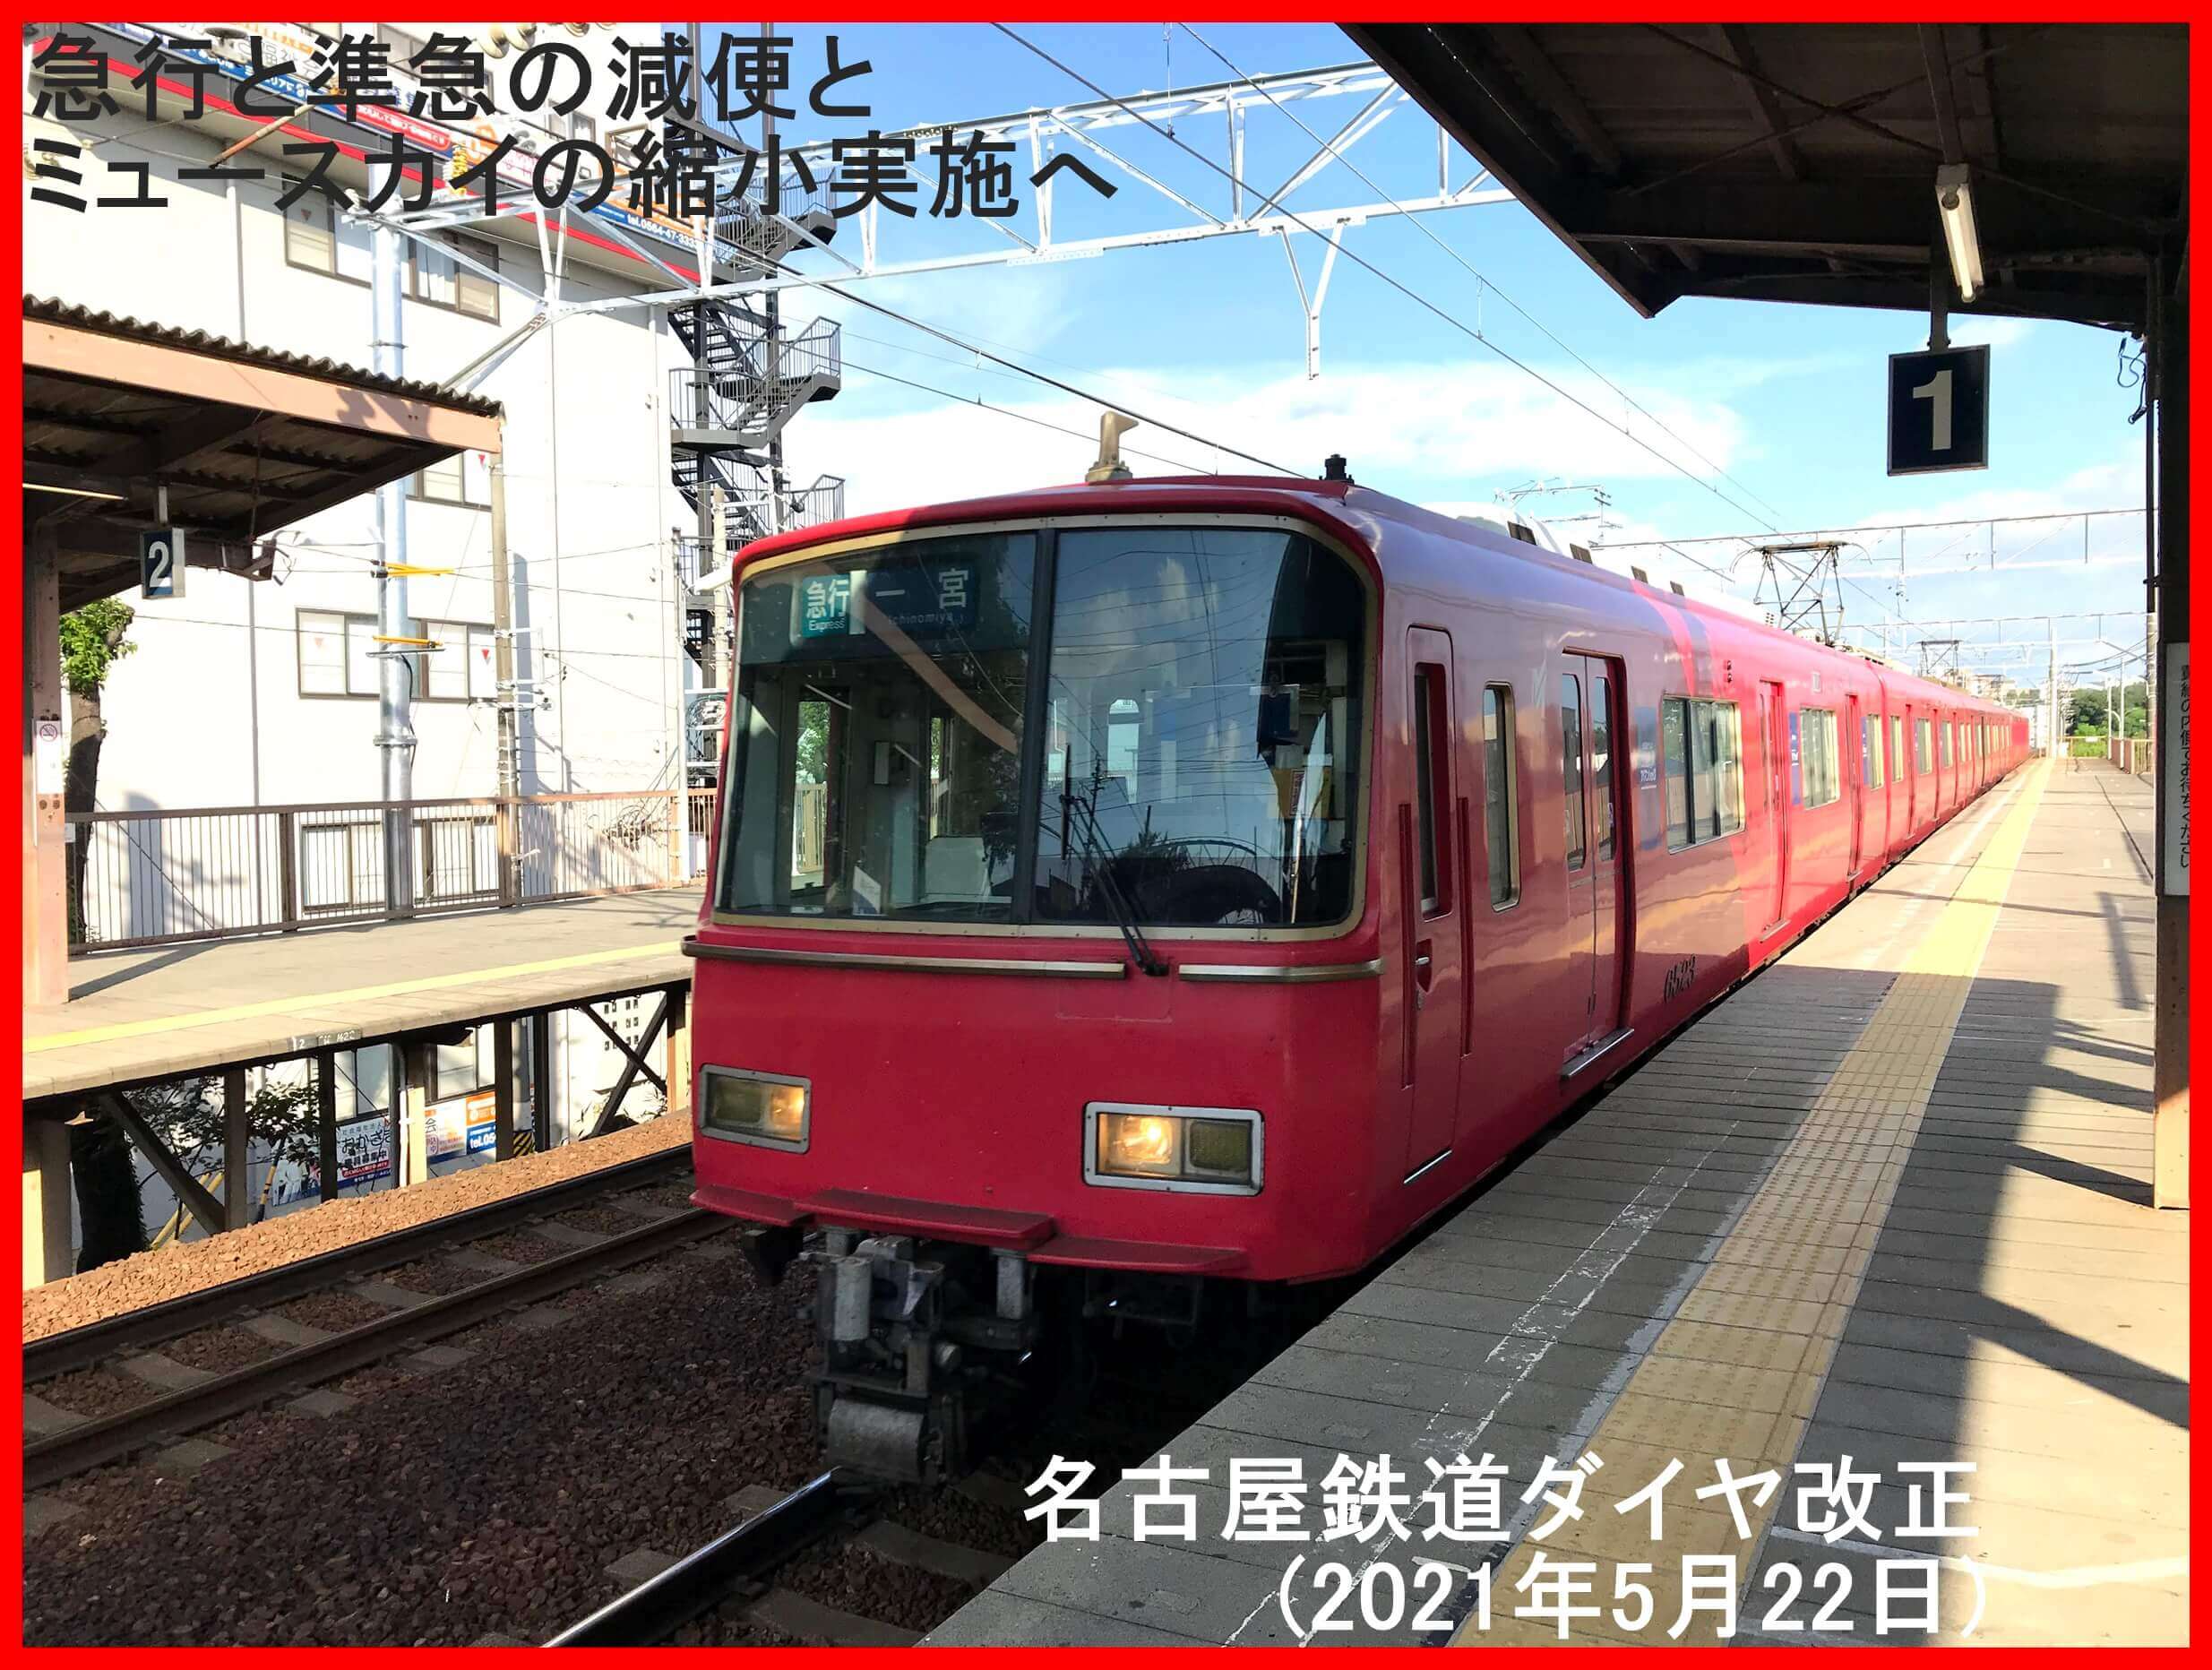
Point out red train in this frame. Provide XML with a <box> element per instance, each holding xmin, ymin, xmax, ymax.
<box><xmin>684</xmin><ymin>470</ymin><xmax>2027</xmax><ymax>1480</ymax></box>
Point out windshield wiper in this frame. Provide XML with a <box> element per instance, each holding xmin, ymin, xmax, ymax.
<box><xmin>1058</xmin><ymin>784</ymin><xmax>1169</xmax><ymax>977</ymax></box>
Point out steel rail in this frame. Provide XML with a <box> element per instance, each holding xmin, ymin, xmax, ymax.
<box><xmin>24</xmin><ymin>1148</ymin><xmax>693</xmax><ymax>1382</ymax></box>
<box><xmin>22</xmin><ymin>1207</ymin><xmax>721</xmax><ymax>1491</ymax></box>
<box><xmin>544</xmin><ymin>1470</ymin><xmax>874</xmax><ymax>1647</ymax></box>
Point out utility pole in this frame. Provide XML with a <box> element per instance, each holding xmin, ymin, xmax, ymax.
<box><xmin>370</xmin><ymin>217</ymin><xmax>416</xmax><ymax>917</ymax></box>
<box><xmin>2149</xmin><ymin>257</ymin><xmax>2188</xmax><ymax>1208</ymax></box>
<box><xmin>2046</xmin><ymin>616</ymin><xmax>2059</xmax><ymax>760</ymax></box>
<box><xmin>687</xmin><ymin>18</ymin><xmax>715</xmax><ymax>684</ymax></box>
<box><xmin>762</xmin><ymin>19</ymin><xmax>787</xmax><ymax>547</ymax></box>
<box><xmin>490</xmin><ymin>456</ymin><xmax>519</xmax><ymax>903</ymax></box>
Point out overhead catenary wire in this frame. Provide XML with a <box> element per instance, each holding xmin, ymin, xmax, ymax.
<box><xmin>1176</xmin><ymin>24</ymin><xmax>1790</xmax><ymax>528</ymax></box>
<box><xmin>837</xmin><ymin>358</ymin><xmax>1219</xmax><ymax>475</ymax></box>
<box><xmin>804</xmin><ymin>276</ymin><xmax>1300</xmax><ymax>477</ymax></box>
<box><xmin>994</xmin><ymin>24</ymin><xmax>1786</xmax><ymax>536</ymax></box>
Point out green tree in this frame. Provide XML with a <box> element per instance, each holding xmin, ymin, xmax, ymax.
<box><xmin>2069</xmin><ymin>688</ymin><xmax>2110</xmax><ymax>736</ymax></box>
<box><xmin>59</xmin><ymin>598</ymin><xmax>135</xmax><ymax>943</ymax></box>
<box><xmin>59</xmin><ymin>598</ymin><xmax>143</xmax><ymax>1270</ymax></box>
<box><xmin>124</xmin><ymin>1073</ymin><xmax>323</xmax><ymax>1245</ymax></box>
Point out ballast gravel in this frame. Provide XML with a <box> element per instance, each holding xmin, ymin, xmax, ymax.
<box><xmin>22</xmin><ymin>1117</ymin><xmax>687</xmax><ymax>1344</ymax></box>
<box><xmin>24</xmin><ymin>1240</ymin><xmax>822</xmax><ymax>1646</ymax></box>
<box><xmin>150</xmin><ymin>1325</ymin><xmax>280</xmax><ymax>1375</ymax></box>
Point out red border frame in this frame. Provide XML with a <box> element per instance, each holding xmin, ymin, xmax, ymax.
<box><xmin>6</xmin><ymin>11</ymin><xmax>2202</xmax><ymax>1660</ymax></box>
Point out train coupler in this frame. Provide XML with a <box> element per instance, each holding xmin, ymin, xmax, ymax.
<box><xmin>804</xmin><ymin>1232</ymin><xmax>1035</xmax><ymax>1487</ymax></box>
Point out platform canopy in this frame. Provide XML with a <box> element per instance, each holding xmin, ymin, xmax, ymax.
<box><xmin>22</xmin><ymin>294</ymin><xmax>504</xmax><ymax>610</ymax></box>
<box><xmin>1345</xmin><ymin>24</ymin><xmax>2186</xmax><ymax>331</ymax></box>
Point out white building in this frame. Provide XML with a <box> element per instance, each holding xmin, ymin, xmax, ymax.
<box><xmin>23</xmin><ymin>22</ymin><xmax>757</xmax><ymax>1242</ymax></box>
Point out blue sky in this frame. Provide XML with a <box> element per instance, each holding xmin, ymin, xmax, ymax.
<box><xmin>739</xmin><ymin>23</ymin><xmax>2151</xmax><ymax>682</ymax></box>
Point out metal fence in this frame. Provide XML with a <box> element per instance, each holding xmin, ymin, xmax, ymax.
<box><xmin>66</xmin><ymin>788</ymin><xmax>719</xmax><ymax>953</ymax></box>
<box><xmin>2108</xmin><ymin>736</ymin><xmax>2156</xmax><ymax>776</ymax></box>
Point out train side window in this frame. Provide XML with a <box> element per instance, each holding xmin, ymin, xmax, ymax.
<box><xmin>1941</xmin><ymin>721</ymin><xmax>1953</xmax><ymax>769</ymax></box>
<box><xmin>1890</xmin><ymin>715</ymin><xmax>1905</xmax><ymax>783</ymax></box>
<box><xmin>1591</xmin><ymin>672</ymin><xmax>1616</xmax><ymax>859</ymax></box>
<box><xmin>1412</xmin><ymin>664</ymin><xmax>1449</xmax><ymax>914</ymax></box>
<box><xmin>1481</xmin><ymin>686</ymin><xmax>1519</xmax><ymax>908</ymax></box>
<box><xmin>1561</xmin><ymin>674</ymin><xmax>1587</xmax><ymax>871</ymax></box>
<box><xmin>1863</xmin><ymin>715</ymin><xmax>1884</xmax><ymax>788</ymax></box>
<box><xmin>1915</xmin><ymin>718</ymin><xmax>1932</xmax><ymax>774</ymax></box>
<box><xmin>1801</xmin><ymin>708</ymin><xmax>1840</xmax><ymax>808</ymax></box>
<box><xmin>1662</xmin><ymin>696</ymin><xmax>1744</xmax><ymax>848</ymax></box>
<box><xmin>1662</xmin><ymin>700</ymin><xmax>1690</xmax><ymax>848</ymax></box>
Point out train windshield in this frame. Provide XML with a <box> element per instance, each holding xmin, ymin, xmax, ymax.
<box><xmin>716</xmin><ymin>522</ymin><xmax>1366</xmax><ymax>930</ymax></box>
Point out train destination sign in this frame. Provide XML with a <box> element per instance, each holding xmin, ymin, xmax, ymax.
<box><xmin>1887</xmin><ymin>344</ymin><xmax>1991</xmax><ymax>476</ymax></box>
<box><xmin>799</xmin><ymin>564</ymin><xmax>979</xmax><ymax>638</ymax></box>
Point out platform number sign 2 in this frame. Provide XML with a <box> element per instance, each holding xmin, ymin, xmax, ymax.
<box><xmin>139</xmin><ymin>528</ymin><xmax>185</xmax><ymax>598</ymax></box>
<box><xmin>1887</xmin><ymin>345</ymin><xmax>1990</xmax><ymax>476</ymax></box>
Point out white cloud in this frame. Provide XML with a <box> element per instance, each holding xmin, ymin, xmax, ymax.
<box><xmin>1944</xmin><ymin>315</ymin><xmax>2040</xmax><ymax>350</ymax></box>
<box><xmin>785</xmin><ymin>353</ymin><xmax>1755</xmax><ymax>515</ymax></box>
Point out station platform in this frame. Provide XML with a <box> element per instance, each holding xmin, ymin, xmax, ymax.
<box><xmin>928</xmin><ymin>759</ymin><xmax>2185</xmax><ymax>1648</ymax></box>
<box><xmin>21</xmin><ymin>890</ymin><xmax>698</xmax><ymax>1107</ymax></box>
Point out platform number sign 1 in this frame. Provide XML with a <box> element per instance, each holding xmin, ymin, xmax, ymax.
<box><xmin>1887</xmin><ymin>344</ymin><xmax>1990</xmax><ymax>476</ymax></box>
<box><xmin>139</xmin><ymin>528</ymin><xmax>185</xmax><ymax>598</ymax></box>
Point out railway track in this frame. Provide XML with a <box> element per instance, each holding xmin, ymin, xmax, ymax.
<box><xmin>546</xmin><ymin>1471</ymin><xmax>1021</xmax><ymax>1648</ymax></box>
<box><xmin>23</xmin><ymin>1152</ymin><xmax>721</xmax><ymax>1491</ymax></box>
<box><xmin>548</xmin><ymin>1472</ymin><xmax>873</xmax><ymax>1646</ymax></box>
<box><xmin>25</xmin><ymin>1147</ymin><xmax>693</xmax><ymax>1383</ymax></box>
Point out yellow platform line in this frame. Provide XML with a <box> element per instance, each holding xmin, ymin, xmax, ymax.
<box><xmin>25</xmin><ymin>939</ymin><xmax>684</xmax><ymax>1054</ymax></box>
<box><xmin>1461</xmin><ymin>762</ymin><xmax>2050</xmax><ymax>1646</ymax></box>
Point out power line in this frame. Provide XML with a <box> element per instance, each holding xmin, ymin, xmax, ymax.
<box><xmin>840</xmin><ymin>358</ymin><xmax>1218</xmax><ymax>474</ymax></box>
<box><xmin>1602</xmin><ymin>506</ymin><xmax>2147</xmax><ymax>549</ymax></box>
<box><xmin>994</xmin><ymin>24</ymin><xmax>1785</xmax><ymax>534</ymax></box>
<box><xmin>810</xmin><ymin>275</ymin><xmax>1299</xmax><ymax>476</ymax></box>
<box><xmin>1177</xmin><ymin>24</ymin><xmax>1788</xmax><ymax>528</ymax></box>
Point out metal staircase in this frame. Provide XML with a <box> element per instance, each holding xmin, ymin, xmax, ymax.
<box><xmin>664</xmin><ymin>119</ymin><xmax>848</xmax><ymax>559</ymax></box>
<box><xmin>658</xmin><ymin>116</ymin><xmax>852</xmax><ymax>707</ymax></box>
<box><xmin>668</xmin><ymin>315</ymin><xmax>842</xmax><ymax>452</ymax></box>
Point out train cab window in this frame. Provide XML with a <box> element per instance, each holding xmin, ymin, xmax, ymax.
<box><xmin>1591</xmin><ymin>672</ymin><xmax>1616</xmax><ymax>859</ymax></box>
<box><xmin>1800</xmin><ymin>708</ymin><xmax>1840</xmax><ymax>808</ymax></box>
<box><xmin>1481</xmin><ymin>686</ymin><xmax>1519</xmax><ymax>907</ymax></box>
<box><xmin>1915</xmin><ymin>718</ymin><xmax>1932</xmax><ymax>774</ymax></box>
<box><xmin>1034</xmin><ymin>525</ymin><xmax>1367</xmax><ymax>928</ymax></box>
<box><xmin>1863</xmin><ymin>715</ymin><xmax>1884</xmax><ymax>788</ymax></box>
<box><xmin>720</xmin><ymin>523</ymin><xmax>1369</xmax><ymax>932</ymax></box>
<box><xmin>1662</xmin><ymin>696</ymin><xmax>1744</xmax><ymax>848</ymax></box>
<box><xmin>719</xmin><ymin>531</ymin><xmax>1037</xmax><ymax>921</ymax></box>
<box><xmin>1561</xmin><ymin>674</ymin><xmax>1587</xmax><ymax>871</ymax></box>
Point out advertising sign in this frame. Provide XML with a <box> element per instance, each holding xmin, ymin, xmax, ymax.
<box><xmin>334</xmin><ymin>1115</ymin><xmax>391</xmax><ymax>1186</ymax></box>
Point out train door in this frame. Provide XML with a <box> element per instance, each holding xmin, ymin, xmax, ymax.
<box><xmin>1846</xmin><ymin>693</ymin><xmax>1864</xmax><ymax>878</ymax></box>
<box><xmin>1402</xmin><ymin>630</ymin><xmax>1462</xmax><ymax>1177</ymax></box>
<box><xmin>1561</xmin><ymin>652</ymin><xmax>1628</xmax><ymax>1068</ymax></box>
<box><xmin>1889</xmin><ymin>711</ymin><xmax>1907</xmax><ymax>847</ymax></box>
<box><xmin>1760</xmin><ymin>680</ymin><xmax>1789</xmax><ymax>931</ymax></box>
<box><xmin>1903</xmin><ymin>702</ymin><xmax>1918</xmax><ymax>830</ymax></box>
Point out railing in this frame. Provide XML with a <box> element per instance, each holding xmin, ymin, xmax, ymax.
<box><xmin>777</xmin><ymin>320</ymin><xmax>841</xmax><ymax>389</ymax></box>
<box><xmin>716</xmin><ymin>156</ymin><xmax>835</xmax><ymax>263</ymax></box>
<box><xmin>676</xmin><ymin>477</ymin><xmax>848</xmax><ymax>566</ymax></box>
<box><xmin>667</xmin><ymin>321</ymin><xmax>841</xmax><ymax>443</ymax></box>
<box><xmin>66</xmin><ymin>789</ymin><xmax>719</xmax><ymax>954</ymax></box>
<box><xmin>781</xmin><ymin>475</ymin><xmax>847</xmax><ymax>531</ymax></box>
<box><xmin>2107</xmin><ymin>735</ymin><xmax>2156</xmax><ymax>776</ymax></box>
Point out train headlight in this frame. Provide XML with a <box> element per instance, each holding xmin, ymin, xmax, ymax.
<box><xmin>1085</xmin><ymin>1104</ymin><xmax>1261</xmax><ymax>1194</ymax></box>
<box><xmin>700</xmin><ymin>1068</ymin><xmax>809</xmax><ymax>1151</ymax></box>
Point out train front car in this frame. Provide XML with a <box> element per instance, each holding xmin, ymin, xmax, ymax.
<box><xmin>685</xmin><ymin>482</ymin><xmax>1389</xmax><ymax>1483</ymax></box>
